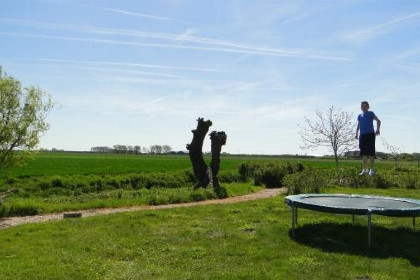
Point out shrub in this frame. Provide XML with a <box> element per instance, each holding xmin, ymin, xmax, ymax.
<box><xmin>190</xmin><ymin>189</ymin><xmax>216</xmax><ymax>201</ymax></box>
<box><xmin>146</xmin><ymin>194</ymin><xmax>169</xmax><ymax>205</ymax></box>
<box><xmin>106</xmin><ymin>178</ymin><xmax>120</xmax><ymax>189</ymax></box>
<box><xmin>43</xmin><ymin>187</ymin><xmax>72</xmax><ymax>197</ymax></box>
<box><xmin>51</xmin><ymin>177</ymin><xmax>64</xmax><ymax>188</ymax></box>
<box><xmin>0</xmin><ymin>205</ymin><xmax>6</xmax><ymax>217</ymax></box>
<box><xmin>38</xmin><ymin>180</ymin><xmax>51</xmax><ymax>191</ymax></box>
<box><xmin>256</xmin><ymin>164</ymin><xmax>288</xmax><ymax>188</ymax></box>
<box><xmin>215</xmin><ymin>186</ymin><xmax>228</xmax><ymax>199</ymax></box>
<box><xmin>396</xmin><ymin>174</ymin><xmax>420</xmax><ymax>189</ymax></box>
<box><xmin>238</xmin><ymin>162</ymin><xmax>258</xmax><ymax>181</ymax></box>
<box><xmin>6</xmin><ymin>204</ymin><xmax>41</xmax><ymax>216</ymax></box>
<box><xmin>239</xmin><ymin>161</ymin><xmax>304</xmax><ymax>188</ymax></box>
<box><xmin>284</xmin><ymin>168</ymin><xmax>331</xmax><ymax>195</ymax></box>
<box><xmin>0</xmin><ymin>166</ymin><xmax>238</xmax><ymax>205</ymax></box>
<box><xmin>332</xmin><ymin>168</ymin><xmax>396</xmax><ymax>189</ymax></box>
<box><xmin>371</xmin><ymin>173</ymin><xmax>393</xmax><ymax>189</ymax></box>
<box><xmin>218</xmin><ymin>170</ymin><xmax>241</xmax><ymax>183</ymax></box>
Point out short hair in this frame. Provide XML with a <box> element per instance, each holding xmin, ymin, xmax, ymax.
<box><xmin>361</xmin><ymin>101</ymin><xmax>369</xmax><ymax>107</ymax></box>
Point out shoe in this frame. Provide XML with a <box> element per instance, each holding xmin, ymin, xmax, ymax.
<box><xmin>359</xmin><ymin>169</ymin><xmax>368</xmax><ymax>175</ymax></box>
<box><xmin>369</xmin><ymin>169</ymin><xmax>374</xmax><ymax>176</ymax></box>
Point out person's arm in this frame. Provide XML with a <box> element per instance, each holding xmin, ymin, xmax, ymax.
<box><xmin>356</xmin><ymin>121</ymin><xmax>360</xmax><ymax>139</ymax></box>
<box><xmin>374</xmin><ymin>115</ymin><xmax>381</xmax><ymax>135</ymax></box>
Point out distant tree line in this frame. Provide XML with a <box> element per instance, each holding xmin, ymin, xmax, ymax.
<box><xmin>344</xmin><ymin>151</ymin><xmax>420</xmax><ymax>161</ymax></box>
<box><xmin>91</xmin><ymin>145</ymin><xmax>173</xmax><ymax>155</ymax></box>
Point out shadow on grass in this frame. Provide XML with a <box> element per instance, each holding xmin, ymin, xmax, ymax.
<box><xmin>290</xmin><ymin>222</ymin><xmax>420</xmax><ymax>266</ymax></box>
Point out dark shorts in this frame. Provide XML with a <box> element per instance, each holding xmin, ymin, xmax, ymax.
<box><xmin>359</xmin><ymin>133</ymin><xmax>376</xmax><ymax>157</ymax></box>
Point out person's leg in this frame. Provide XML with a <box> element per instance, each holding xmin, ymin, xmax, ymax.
<box><xmin>369</xmin><ymin>156</ymin><xmax>375</xmax><ymax>176</ymax></box>
<box><xmin>359</xmin><ymin>134</ymin><xmax>368</xmax><ymax>175</ymax></box>
<box><xmin>360</xmin><ymin>156</ymin><xmax>368</xmax><ymax>175</ymax></box>
<box><xmin>368</xmin><ymin>134</ymin><xmax>376</xmax><ymax>176</ymax></box>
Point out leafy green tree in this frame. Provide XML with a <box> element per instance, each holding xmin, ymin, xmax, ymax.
<box><xmin>0</xmin><ymin>65</ymin><xmax>53</xmax><ymax>173</ymax></box>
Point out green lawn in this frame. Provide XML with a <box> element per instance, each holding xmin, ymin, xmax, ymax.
<box><xmin>0</xmin><ymin>187</ymin><xmax>419</xmax><ymax>280</ymax></box>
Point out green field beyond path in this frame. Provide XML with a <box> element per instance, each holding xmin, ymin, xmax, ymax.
<box><xmin>6</xmin><ymin>152</ymin><xmax>377</xmax><ymax>177</ymax></box>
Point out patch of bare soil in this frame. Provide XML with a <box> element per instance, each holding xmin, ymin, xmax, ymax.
<box><xmin>0</xmin><ymin>188</ymin><xmax>285</xmax><ymax>229</ymax></box>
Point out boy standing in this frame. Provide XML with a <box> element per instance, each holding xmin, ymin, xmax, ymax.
<box><xmin>356</xmin><ymin>101</ymin><xmax>381</xmax><ymax>176</ymax></box>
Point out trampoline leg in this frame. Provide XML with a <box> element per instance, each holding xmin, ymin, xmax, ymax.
<box><xmin>352</xmin><ymin>214</ymin><xmax>355</xmax><ymax>224</ymax></box>
<box><xmin>291</xmin><ymin>206</ymin><xmax>296</xmax><ymax>236</ymax></box>
<box><xmin>367</xmin><ymin>213</ymin><xmax>372</xmax><ymax>249</ymax></box>
<box><xmin>413</xmin><ymin>217</ymin><xmax>416</xmax><ymax>231</ymax></box>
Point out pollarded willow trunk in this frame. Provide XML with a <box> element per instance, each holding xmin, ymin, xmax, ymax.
<box><xmin>210</xmin><ymin>131</ymin><xmax>227</xmax><ymax>193</ymax></box>
<box><xmin>186</xmin><ymin>118</ymin><xmax>227</xmax><ymax>195</ymax></box>
<box><xmin>186</xmin><ymin>118</ymin><xmax>212</xmax><ymax>188</ymax></box>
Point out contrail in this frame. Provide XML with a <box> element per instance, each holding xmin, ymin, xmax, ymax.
<box><xmin>8</xmin><ymin>58</ymin><xmax>220</xmax><ymax>73</ymax></box>
<box><xmin>101</xmin><ymin>7</ymin><xmax>183</xmax><ymax>22</ymax></box>
<box><xmin>0</xmin><ymin>31</ymin><xmax>350</xmax><ymax>61</ymax></box>
<box><xmin>347</xmin><ymin>11</ymin><xmax>420</xmax><ymax>40</ymax></box>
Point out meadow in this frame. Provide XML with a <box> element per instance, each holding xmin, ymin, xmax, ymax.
<box><xmin>7</xmin><ymin>152</ymin><xmax>417</xmax><ymax>178</ymax></box>
<box><xmin>1</xmin><ymin>152</ymin><xmax>420</xmax><ymax>279</ymax></box>
<box><xmin>1</xmin><ymin>152</ymin><xmax>419</xmax><ymax>217</ymax></box>
<box><xmin>5</xmin><ymin>152</ymin><xmax>357</xmax><ymax>177</ymax></box>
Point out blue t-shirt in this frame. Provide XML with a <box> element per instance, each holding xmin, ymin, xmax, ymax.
<box><xmin>358</xmin><ymin>111</ymin><xmax>376</xmax><ymax>135</ymax></box>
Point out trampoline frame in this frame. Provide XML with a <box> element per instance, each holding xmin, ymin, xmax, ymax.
<box><xmin>285</xmin><ymin>194</ymin><xmax>420</xmax><ymax>248</ymax></box>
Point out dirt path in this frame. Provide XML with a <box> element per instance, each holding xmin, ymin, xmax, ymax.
<box><xmin>0</xmin><ymin>188</ymin><xmax>286</xmax><ymax>229</ymax></box>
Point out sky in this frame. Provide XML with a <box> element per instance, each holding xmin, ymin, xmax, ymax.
<box><xmin>1</xmin><ymin>0</ymin><xmax>419</xmax><ymax>155</ymax></box>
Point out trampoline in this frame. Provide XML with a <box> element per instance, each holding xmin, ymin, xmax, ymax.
<box><xmin>284</xmin><ymin>194</ymin><xmax>420</xmax><ymax>247</ymax></box>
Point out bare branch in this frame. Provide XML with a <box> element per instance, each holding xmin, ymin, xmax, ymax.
<box><xmin>299</xmin><ymin>106</ymin><xmax>357</xmax><ymax>167</ymax></box>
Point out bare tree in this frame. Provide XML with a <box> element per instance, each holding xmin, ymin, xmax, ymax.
<box><xmin>134</xmin><ymin>145</ymin><xmax>141</xmax><ymax>155</ymax></box>
<box><xmin>381</xmin><ymin>138</ymin><xmax>401</xmax><ymax>167</ymax></box>
<box><xmin>113</xmin><ymin>145</ymin><xmax>127</xmax><ymax>154</ymax></box>
<box><xmin>299</xmin><ymin>106</ymin><xmax>356</xmax><ymax>168</ymax></box>
<box><xmin>162</xmin><ymin>145</ymin><xmax>172</xmax><ymax>154</ymax></box>
<box><xmin>150</xmin><ymin>145</ymin><xmax>163</xmax><ymax>154</ymax></box>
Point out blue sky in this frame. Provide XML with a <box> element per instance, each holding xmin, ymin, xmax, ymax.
<box><xmin>1</xmin><ymin>0</ymin><xmax>419</xmax><ymax>155</ymax></box>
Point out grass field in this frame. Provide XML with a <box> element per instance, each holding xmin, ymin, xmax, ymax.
<box><xmin>1</xmin><ymin>152</ymin><xmax>419</xmax><ymax>216</ymax></box>
<box><xmin>0</xmin><ymin>187</ymin><xmax>419</xmax><ymax>280</ymax></box>
<box><xmin>1</xmin><ymin>153</ymin><xmax>420</xmax><ymax>279</ymax></box>
<box><xmin>7</xmin><ymin>152</ymin><xmax>417</xmax><ymax>178</ymax></box>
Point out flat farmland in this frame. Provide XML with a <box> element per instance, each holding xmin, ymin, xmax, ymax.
<box><xmin>8</xmin><ymin>152</ymin><xmax>415</xmax><ymax>178</ymax></box>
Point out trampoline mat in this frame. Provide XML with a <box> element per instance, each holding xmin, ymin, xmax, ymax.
<box><xmin>285</xmin><ymin>194</ymin><xmax>420</xmax><ymax>216</ymax></box>
<box><xmin>301</xmin><ymin>196</ymin><xmax>418</xmax><ymax>210</ymax></box>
